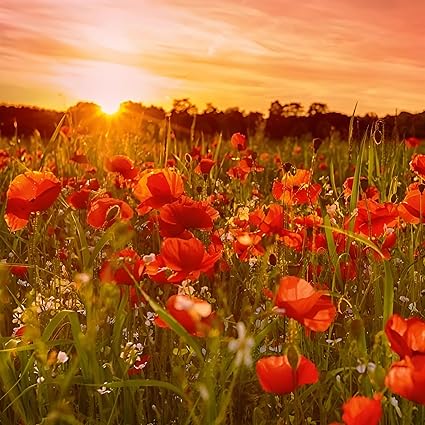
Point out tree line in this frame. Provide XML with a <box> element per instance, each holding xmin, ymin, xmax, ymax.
<box><xmin>0</xmin><ymin>99</ymin><xmax>424</xmax><ymax>141</ymax></box>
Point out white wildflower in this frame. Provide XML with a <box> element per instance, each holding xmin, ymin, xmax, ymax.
<box><xmin>228</xmin><ymin>322</ymin><xmax>254</xmax><ymax>367</ymax></box>
<box><xmin>57</xmin><ymin>351</ymin><xmax>69</xmax><ymax>364</ymax></box>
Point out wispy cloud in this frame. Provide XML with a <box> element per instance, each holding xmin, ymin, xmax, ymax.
<box><xmin>0</xmin><ymin>0</ymin><xmax>424</xmax><ymax>114</ymax></box>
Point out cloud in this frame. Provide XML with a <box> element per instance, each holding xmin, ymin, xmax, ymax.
<box><xmin>0</xmin><ymin>0</ymin><xmax>424</xmax><ymax>114</ymax></box>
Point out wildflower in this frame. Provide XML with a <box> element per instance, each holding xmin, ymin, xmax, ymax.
<box><xmin>87</xmin><ymin>197</ymin><xmax>133</xmax><ymax>229</ymax></box>
<box><xmin>97</xmin><ymin>383</ymin><xmax>112</xmax><ymax>394</ymax></box>
<box><xmin>5</xmin><ymin>171</ymin><xmax>61</xmax><ymax>231</ymax></box>
<box><xmin>274</xmin><ymin>276</ymin><xmax>336</xmax><ymax>332</ymax></box>
<box><xmin>405</xmin><ymin>137</ymin><xmax>421</xmax><ymax>149</ymax></box>
<box><xmin>228</xmin><ymin>322</ymin><xmax>254</xmax><ymax>367</ymax></box>
<box><xmin>104</xmin><ymin>155</ymin><xmax>139</xmax><ymax>180</ymax></box>
<box><xmin>410</xmin><ymin>154</ymin><xmax>425</xmax><ymax>179</ymax></box>
<box><xmin>57</xmin><ymin>351</ymin><xmax>69</xmax><ymax>364</ymax></box>
<box><xmin>341</xmin><ymin>394</ymin><xmax>382</xmax><ymax>425</ymax></box>
<box><xmin>227</xmin><ymin>157</ymin><xmax>263</xmax><ymax>182</ymax></box>
<box><xmin>230</xmin><ymin>133</ymin><xmax>247</xmax><ymax>151</ymax></box>
<box><xmin>353</xmin><ymin>199</ymin><xmax>398</xmax><ymax>238</ymax></box>
<box><xmin>255</xmin><ymin>354</ymin><xmax>319</xmax><ymax>394</ymax></box>
<box><xmin>195</xmin><ymin>158</ymin><xmax>216</xmax><ymax>175</ymax></box>
<box><xmin>232</xmin><ymin>231</ymin><xmax>265</xmax><ymax>261</ymax></box>
<box><xmin>158</xmin><ymin>196</ymin><xmax>219</xmax><ymax>238</ymax></box>
<box><xmin>342</xmin><ymin>177</ymin><xmax>379</xmax><ymax>201</ymax></box>
<box><xmin>272</xmin><ymin>169</ymin><xmax>321</xmax><ymax>205</ymax></box>
<box><xmin>99</xmin><ymin>248</ymin><xmax>145</xmax><ymax>286</ymax></box>
<box><xmin>386</xmin><ymin>354</ymin><xmax>425</xmax><ymax>405</ymax></box>
<box><xmin>157</xmin><ymin>294</ymin><xmax>216</xmax><ymax>337</ymax></box>
<box><xmin>385</xmin><ymin>314</ymin><xmax>425</xmax><ymax>358</ymax></box>
<box><xmin>128</xmin><ymin>354</ymin><xmax>150</xmax><ymax>376</ymax></box>
<box><xmin>133</xmin><ymin>168</ymin><xmax>184</xmax><ymax>214</ymax></box>
<box><xmin>249</xmin><ymin>204</ymin><xmax>287</xmax><ymax>236</ymax></box>
<box><xmin>148</xmin><ymin>236</ymin><xmax>221</xmax><ymax>283</ymax></box>
<box><xmin>67</xmin><ymin>188</ymin><xmax>91</xmax><ymax>210</ymax></box>
<box><xmin>398</xmin><ymin>183</ymin><xmax>425</xmax><ymax>224</ymax></box>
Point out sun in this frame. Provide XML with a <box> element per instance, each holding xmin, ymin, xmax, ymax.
<box><xmin>100</xmin><ymin>100</ymin><xmax>122</xmax><ymax>116</ymax></box>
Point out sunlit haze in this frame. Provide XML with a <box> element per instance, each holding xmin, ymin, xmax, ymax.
<box><xmin>1</xmin><ymin>0</ymin><xmax>424</xmax><ymax>115</ymax></box>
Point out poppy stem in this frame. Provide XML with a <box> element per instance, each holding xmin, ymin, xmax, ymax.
<box><xmin>382</xmin><ymin>261</ymin><xmax>394</xmax><ymax>327</ymax></box>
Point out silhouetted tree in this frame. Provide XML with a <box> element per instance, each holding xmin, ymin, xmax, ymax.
<box><xmin>307</xmin><ymin>103</ymin><xmax>329</xmax><ymax>116</ymax></box>
<box><xmin>282</xmin><ymin>102</ymin><xmax>304</xmax><ymax>117</ymax></box>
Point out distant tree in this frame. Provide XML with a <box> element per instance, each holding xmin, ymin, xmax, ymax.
<box><xmin>282</xmin><ymin>102</ymin><xmax>304</xmax><ymax>117</ymax></box>
<box><xmin>170</xmin><ymin>98</ymin><xmax>198</xmax><ymax>137</ymax></box>
<box><xmin>245</xmin><ymin>112</ymin><xmax>264</xmax><ymax>136</ymax></box>
<box><xmin>222</xmin><ymin>107</ymin><xmax>247</xmax><ymax>138</ymax></box>
<box><xmin>204</xmin><ymin>103</ymin><xmax>218</xmax><ymax>114</ymax></box>
<box><xmin>172</xmin><ymin>98</ymin><xmax>197</xmax><ymax>115</ymax></box>
<box><xmin>265</xmin><ymin>100</ymin><xmax>284</xmax><ymax>139</ymax></box>
<box><xmin>269</xmin><ymin>100</ymin><xmax>284</xmax><ymax>116</ymax></box>
<box><xmin>307</xmin><ymin>103</ymin><xmax>329</xmax><ymax>116</ymax></box>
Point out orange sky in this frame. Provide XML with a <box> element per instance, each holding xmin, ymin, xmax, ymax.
<box><xmin>1</xmin><ymin>0</ymin><xmax>424</xmax><ymax>115</ymax></box>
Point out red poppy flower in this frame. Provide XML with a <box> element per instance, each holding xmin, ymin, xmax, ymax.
<box><xmin>128</xmin><ymin>354</ymin><xmax>150</xmax><ymax>376</ymax></box>
<box><xmin>398</xmin><ymin>183</ymin><xmax>425</xmax><ymax>224</ymax></box>
<box><xmin>104</xmin><ymin>155</ymin><xmax>139</xmax><ymax>180</ymax></box>
<box><xmin>9</xmin><ymin>265</ymin><xmax>29</xmax><ymax>279</ymax></box>
<box><xmin>410</xmin><ymin>154</ymin><xmax>425</xmax><ymax>179</ymax></box>
<box><xmin>133</xmin><ymin>169</ymin><xmax>184</xmax><ymax>214</ymax></box>
<box><xmin>227</xmin><ymin>157</ymin><xmax>264</xmax><ymax>182</ymax></box>
<box><xmin>385</xmin><ymin>314</ymin><xmax>425</xmax><ymax>359</ymax></box>
<box><xmin>342</xmin><ymin>177</ymin><xmax>379</xmax><ymax>201</ymax></box>
<box><xmin>70</xmin><ymin>150</ymin><xmax>89</xmax><ymax>164</ymax></box>
<box><xmin>160</xmin><ymin>294</ymin><xmax>215</xmax><ymax>336</ymax></box>
<box><xmin>158</xmin><ymin>196</ymin><xmax>219</xmax><ymax>237</ymax></box>
<box><xmin>341</xmin><ymin>395</ymin><xmax>382</xmax><ymax>425</ymax></box>
<box><xmin>67</xmin><ymin>188</ymin><xmax>91</xmax><ymax>210</ymax></box>
<box><xmin>99</xmin><ymin>248</ymin><xmax>145</xmax><ymax>286</ymax></box>
<box><xmin>233</xmin><ymin>231</ymin><xmax>266</xmax><ymax>261</ymax></box>
<box><xmin>249</xmin><ymin>204</ymin><xmax>286</xmax><ymax>236</ymax></box>
<box><xmin>386</xmin><ymin>355</ymin><xmax>425</xmax><ymax>405</ymax></box>
<box><xmin>87</xmin><ymin>197</ymin><xmax>133</xmax><ymax>229</ymax></box>
<box><xmin>5</xmin><ymin>171</ymin><xmax>61</xmax><ymax>231</ymax></box>
<box><xmin>272</xmin><ymin>169</ymin><xmax>321</xmax><ymax>205</ymax></box>
<box><xmin>405</xmin><ymin>137</ymin><xmax>420</xmax><ymax>149</ymax></box>
<box><xmin>230</xmin><ymin>133</ymin><xmax>247</xmax><ymax>151</ymax></box>
<box><xmin>0</xmin><ymin>149</ymin><xmax>10</xmax><ymax>171</ymax></box>
<box><xmin>275</xmin><ymin>276</ymin><xmax>336</xmax><ymax>332</ymax></box>
<box><xmin>353</xmin><ymin>199</ymin><xmax>398</xmax><ymax>238</ymax></box>
<box><xmin>255</xmin><ymin>355</ymin><xmax>319</xmax><ymax>394</ymax></box>
<box><xmin>195</xmin><ymin>158</ymin><xmax>216</xmax><ymax>175</ymax></box>
<box><xmin>152</xmin><ymin>236</ymin><xmax>221</xmax><ymax>283</ymax></box>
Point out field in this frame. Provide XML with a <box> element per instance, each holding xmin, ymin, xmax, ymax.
<box><xmin>0</xmin><ymin>117</ymin><xmax>425</xmax><ymax>425</ymax></box>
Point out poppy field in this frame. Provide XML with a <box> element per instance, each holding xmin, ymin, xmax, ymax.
<box><xmin>1</xmin><ymin>120</ymin><xmax>425</xmax><ymax>425</ymax></box>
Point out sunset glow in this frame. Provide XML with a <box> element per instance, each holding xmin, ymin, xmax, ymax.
<box><xmin>1</xmin><ymin>0</ymin><xmax>424</xmax><ymax>114</ymax></box>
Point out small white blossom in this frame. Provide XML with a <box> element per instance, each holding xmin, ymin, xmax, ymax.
<box><xmin>57</xmin><ymin>351</ymin><xmax>69</xmax><ymax>364</ymax></box>
<box><xmin>97</xmin><ymin>383</ymin><xmax>112</xmax><ymax>395</ymax></box>
<box><xmin>390</xmin><ymin>397</ymin><xmax>402</xmax><ymax>418</ymax></box>
<box><xmin>228</xmin><ymin>322</ymin><xmax>254</xmax><ymax>367</ymax></box>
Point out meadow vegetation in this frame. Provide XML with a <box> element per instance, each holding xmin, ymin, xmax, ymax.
<box><xmin>0</xmin><ymin>113</ymin><xmax>424</xmax><ymax>424</ymax></box>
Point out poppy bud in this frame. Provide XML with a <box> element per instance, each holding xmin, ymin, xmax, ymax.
<box><xmin>286</xmin><ymin>345</ymin><xmax>300</xmax><ymax>370</ymax></box>
<box><xmin>283</xmin><ymin>162</ymin><xmax>294</xmax><ymax>173</ymax></box>
<box><xmin>268</xmin><ymin>253</ymin><xmax>277</xmax><ymax>266</ymax></box>
<box><xmin>312</xmin><ymin>138</ymin><xmax>322</xmax><ymax>153</ymax></box>
<box><xmin>360</xmin><ymin>178</ymin><xmax>369</xmax><ymax>193</ymax></box>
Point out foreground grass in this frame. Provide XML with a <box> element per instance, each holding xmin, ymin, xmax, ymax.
<box><xmin>0</xmin><ymin>121</ymin><xmax>424</xmax><ymax>424</ymax></box>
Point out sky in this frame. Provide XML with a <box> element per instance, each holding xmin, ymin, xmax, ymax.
<box><xmin>1</xmin><ymin>0</ymin><xmax>424</xmax><ymax>115</ymax></box>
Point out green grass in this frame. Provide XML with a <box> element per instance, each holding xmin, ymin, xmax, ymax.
<box><xmin>0</xmin><ymin>121</ymin><xmax>424</xmax><ymax>424</ymax></box>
